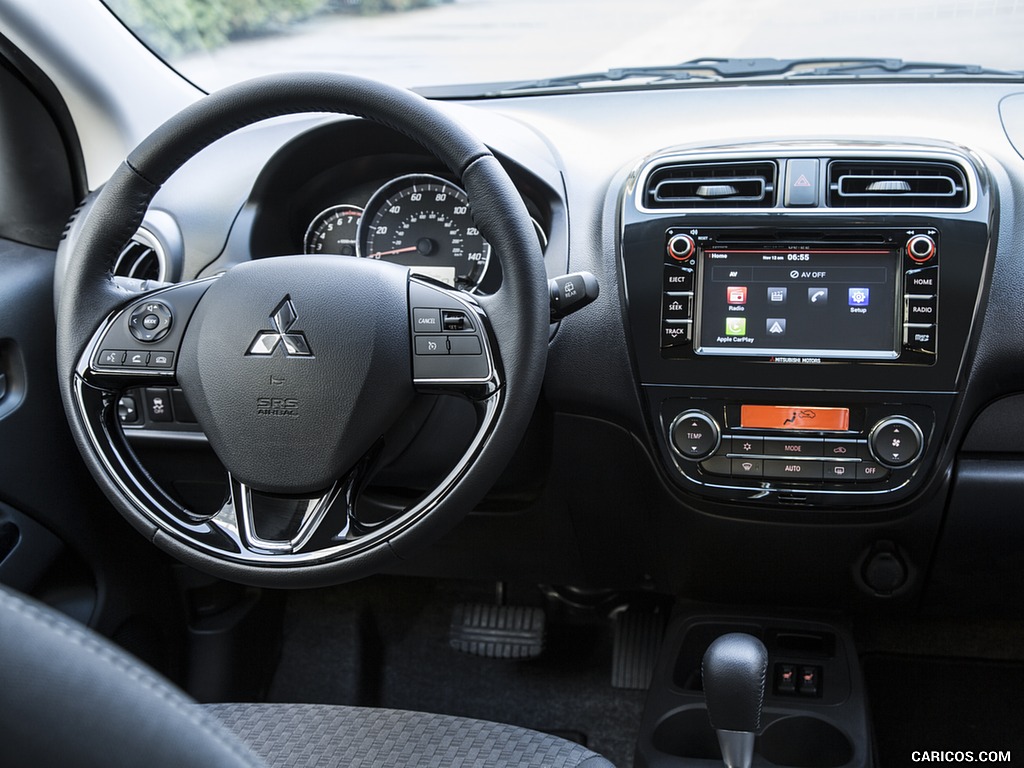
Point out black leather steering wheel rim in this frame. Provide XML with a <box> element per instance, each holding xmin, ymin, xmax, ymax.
<box><xmin>56</xmin><ymin>73</ymin><xmax>548</xmax><ymax>587</ymax></box>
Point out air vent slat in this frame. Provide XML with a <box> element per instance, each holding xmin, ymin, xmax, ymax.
<box><xmin>644</xmin><ymin>162</ymin><xmax>777</xmax><ymax>209</ymax></box>
<box><xmin>827</xmin><ymin>160</ymin><xmax>967</xmax><ymax>208</ymax></box>
<box><xmin>113</xmin><ymin>230</ymin><xmax>166</xmax><ymax>282</ymax></box>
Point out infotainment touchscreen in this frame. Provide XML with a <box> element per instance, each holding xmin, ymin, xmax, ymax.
<box><xmin>695</xmin><ymin>246</ymin><xmax>900</xmax><ymax>359</ymax></box>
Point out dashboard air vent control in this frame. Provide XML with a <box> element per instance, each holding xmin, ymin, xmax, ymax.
<box><xmin>644</xmin><ymin>162</ymin><xmax>777</xmax><ymax>209</ymax></box>
<box><xmin>113</xmin><ymin>229</ymin><xmax>166</xmax><ymax>282</ymax></box>
<box><xmin>827</xmin><ymin>160</ymin><xmax>968</xmax><ymax>208</ymax></box>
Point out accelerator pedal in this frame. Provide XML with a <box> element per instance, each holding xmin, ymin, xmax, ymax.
<box><xmin>612</xmin><ymin>608</ymin><xmax>666</xmax><ymax>689</ymax></box>
<box><xmin>449</xmin><ymin>603</ymin><xmax>546</xmax><ymax>659</ymax></box>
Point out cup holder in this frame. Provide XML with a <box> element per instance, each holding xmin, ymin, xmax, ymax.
<box><xmin>652</xmin><ymin>706</ymin><xmax>854</xmax><ymax>768</ymax></box>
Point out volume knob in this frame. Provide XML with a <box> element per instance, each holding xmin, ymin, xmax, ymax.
<box><xmin>667</xmin><ymin>234</ymin><xmax>696</xmax><ymax>261</ymax></box>
<box><xmin>669</xmin><ymin>410</ymin><xmax>721</xmax><ymax>461</ymax></box>
<box><xmin>869</xmin><ymin>417</ymin><xmax>924</xmax><ymax>468</ymax></box>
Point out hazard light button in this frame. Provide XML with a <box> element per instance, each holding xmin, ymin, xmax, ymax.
<box><xmin>785</xmin><ymin>159</ymin><xmax>819</xmax><ymax>207</ymax></box>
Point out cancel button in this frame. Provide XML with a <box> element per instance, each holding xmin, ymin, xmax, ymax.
<box><xmin>412</xmin><ymin>308</ymin><xmax>442</xmax><ymax>332</ymax></box>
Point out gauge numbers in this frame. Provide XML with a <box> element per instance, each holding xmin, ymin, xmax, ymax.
<box><xmin>358</xmin><ymin>174</ymin><xmax>491</xmax><ymax>293</ymax></box>
<box><xmin>304</xmin><ymin>204</ymin><xmax>364</xmax><ymax>256</ymax></box>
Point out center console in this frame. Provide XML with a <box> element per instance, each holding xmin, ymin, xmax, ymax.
<box><xmin>621</xmin><ymin>144</ymin><xmax>991</xmax><ymax>508</ymax></box>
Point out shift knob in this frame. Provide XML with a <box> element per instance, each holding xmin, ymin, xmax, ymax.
<box><xmin>702</xmin><ymin>633</ymin><xmax>769</xmax><ymax>768</ymax></box>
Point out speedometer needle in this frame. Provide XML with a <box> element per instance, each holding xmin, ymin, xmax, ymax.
<box><xmin>369</xmin><ymin>246</ymin><xmax>419</xmax><ymax>258</ymax></box>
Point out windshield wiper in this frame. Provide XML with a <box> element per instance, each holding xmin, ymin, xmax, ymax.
<box><xmin>787</xmin><ymin>58</ymin><xmax>1023</xmax><ymax>78</ymax></box>
<box><xmin>484</xmin><ymin>57</ymin><xmax>1022</xmax><ymax>95</ymax></box>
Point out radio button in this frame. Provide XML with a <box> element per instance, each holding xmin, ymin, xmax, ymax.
<box><xmin>663</xmin><ymin>265</ymin><xmax>694</xmax><ymax>293</ymax></box>
<box><xmin>906</xmin><ymin>297</ymin><xmax>937</xmax><ymax>322</ymax></box>
<box><xmin>729</xmin><ymin>436</ymin><xmax>764</xmax><ymax>455</ymax></box>
<box><xmin>905</xmin><ymin>266</ymin><xmax>938</xmax><ymax>296</ymax></box>
<box><xmin>731</xmin><ymin>458</ymin><xmax>764</xmax><ymax>477</ymax></box>
<box><xmin>857</xmin><ymin>462</ymin><xmax>890</xmax><ymax>482</ymax></box>
<box><xmin>764</xmin><ymin>437</ymin><xmax>823</xmax><ymax>457</ymax></box>
<box><xmin>662</xmin><ymin>293</ymin><xmax>693</xmax><ymax>321</ymax></box>
<box><xmin>904</xmin><ymin>324</ymin><xmax>937</xmax><ymax>354</ymax></box>
<box><xmin>662</xmin><ymin>321</ymin><xmax>692</xmax><ymax>348</ymax></box>
<box><xmin>822</xmin><ymin>462</ymin><xmax>858</xmax><ymax>482</ymax></box>
<box><xmin>763</xmin><ymin>460</ymin><xmax>824</xmax><ymax>480</ymax></box>
<box><xmin>822</xmin><ymin>439</ymin><xmax>861</xmax><ymax>458</ymax></box>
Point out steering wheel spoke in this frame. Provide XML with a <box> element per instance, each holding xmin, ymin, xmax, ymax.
<box><xmin>216</xmin><ymin>440</ymin><xmax>387</xmax><ymax>556</ymax></box>
<box><xmin>409</xmin><ymin>277</ymin><xmax>501</xmax><ymax>399</ymax></box>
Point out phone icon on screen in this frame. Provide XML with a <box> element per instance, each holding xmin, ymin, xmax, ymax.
<box><xmin>807</xmin><ymin>287</ymin><xmax>829</xmax><ymax>305</ymax></box>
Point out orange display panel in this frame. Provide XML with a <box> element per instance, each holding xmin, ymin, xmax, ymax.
<box><xmin>740</xmin><ymin>405</ymin><xmax>850</xmax><ymax>432</ymax></box>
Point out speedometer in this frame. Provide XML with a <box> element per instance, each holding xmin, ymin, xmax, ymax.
<box><xmin>358</xmin><ymin>174</ymin><xmax>491</xmax><ymax>293</ymax></box>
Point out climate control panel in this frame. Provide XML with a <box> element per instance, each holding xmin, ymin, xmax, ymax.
<box><xmin>660</xmin><ymin>399</ymin><xmax>934</xmax><ymax>505</ymax></box>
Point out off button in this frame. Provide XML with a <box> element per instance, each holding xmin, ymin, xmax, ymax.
<box><xmin>669</xmin><ymin>410</ymin><xmax>721</xmax><ymax>461</ymax></box>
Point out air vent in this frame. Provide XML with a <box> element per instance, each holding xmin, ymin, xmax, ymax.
<box><xmin>114</xmin><ymin>229</ymin><xmax>166</xmax><ymax>282</ymax></box>
<box><xmin>827</xmin><ymin>160</ymin><xmax>968</xmax><ymax>208</ymax></box>
<box><xmin>644</xmin><ymin>161</ymin><xmax>777</xmax><ymax>209</ymax></box>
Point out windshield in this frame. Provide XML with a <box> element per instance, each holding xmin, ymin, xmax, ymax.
<box><xmin>104</xmin><ymin>0</ymin><xmax>1023</xmax><ymax>94</ymax></box>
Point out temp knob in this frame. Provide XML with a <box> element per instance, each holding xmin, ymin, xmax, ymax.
<box><xmin>869</xmin><ymin>417</ymin><xmax>924</xmax><ymax>469</ymax></box>
<box><xmin>669</xmin><ymin>410</ymin><xmax>721</xmax><ymax>461</ymax></box>
<box><xmin>906</xmin><ymin>235</ymin><xmax>936</xmax><ymax>263</ymax></box>
<box><xmin>667</xmin><ymin>234</ymin><xmax>696</xmax><ymax>261</ymax></box>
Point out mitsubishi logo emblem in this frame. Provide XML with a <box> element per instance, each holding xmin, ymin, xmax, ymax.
<box><xmin>247</xmin><ymin>296</ymin><xmax>313</xmax><ymax>357</ymax></box>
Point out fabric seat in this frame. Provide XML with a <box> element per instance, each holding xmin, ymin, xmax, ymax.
<box><xmin>0</xmin><ymin>585</ymin><xmax>614</xmax><ymax>768</ymax></box>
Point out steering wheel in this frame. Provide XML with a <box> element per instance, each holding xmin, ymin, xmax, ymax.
<box><xmin>56</xmin><ymin>73</ymin><xmax>548</xmax><ymax>587</ymax></box>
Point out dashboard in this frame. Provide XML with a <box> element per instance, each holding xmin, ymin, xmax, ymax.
<box><xmin>86</xmin><ymin>80</ymin><xmax>1024</xmax><ymax>609</ymax></box>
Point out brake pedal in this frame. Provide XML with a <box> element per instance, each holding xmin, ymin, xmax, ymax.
<box><xmin>449</xmin><ymin>603</ymin><xmax>546</xmax><ymax>659</ymax></box>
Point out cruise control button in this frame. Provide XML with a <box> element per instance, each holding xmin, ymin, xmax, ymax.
<box><xmin>415</xmin><ymin>336</ymin><xmax>448</xmax><ymax>355</ymax></box>
<box><xmin>764</xmin><ymin>437</ymin><xmax>822</xmax><ymax>457</ymax></box>
<box><xmin>763</xmin><ymin>460</ymin><xmax>824</xmax><ymax>480</ymax></box>
<box><xmin>449</xmin><ymin>336</ymin><xmax>482</xmax><ymax>355</ymax></box>
<box><xmin>412</xmin><ymin>308</ymin><xmax>442</xmax><ymax>333</ymax></box>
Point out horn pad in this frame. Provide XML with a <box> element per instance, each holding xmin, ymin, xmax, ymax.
<box><xmin>176</xmin><ymin>256</ymin><xmax>415</xmax><ymax>495</ymax></box>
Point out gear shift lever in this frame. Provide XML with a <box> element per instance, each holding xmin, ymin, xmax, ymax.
<box><xmin>702</xmin><ymin>633</ymin><xmax>769</xmax><ymax>768</ymax></box>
